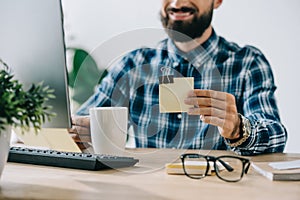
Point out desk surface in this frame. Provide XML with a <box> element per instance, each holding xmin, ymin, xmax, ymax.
<box><xmin>1</xmin><ymin>148</ymin><xmax>300</xmax><ymax>200</ymax></box>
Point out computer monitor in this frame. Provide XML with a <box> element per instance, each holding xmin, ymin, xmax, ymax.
<box><xmin>0</xmin><ymin>0</ymin><xmax>71</xmax><ymax>128</ymax></box>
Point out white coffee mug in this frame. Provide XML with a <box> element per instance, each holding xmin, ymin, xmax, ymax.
<box><xmin>89</xmin><ymin>107</ymin><xmax>128</xmax><ymax>155</ymax></box>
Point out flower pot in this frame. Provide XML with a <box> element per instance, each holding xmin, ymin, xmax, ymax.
<box><xmin>0</xmin><ymin>125</ymin><xmax>12</xmax><ymax>180</ymax></box>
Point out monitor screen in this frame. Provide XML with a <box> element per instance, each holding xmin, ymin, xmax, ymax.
<box><xmin>0</xmin><ymin>0</ymin><xmax>71</xmax><ymax>128</ymax></box>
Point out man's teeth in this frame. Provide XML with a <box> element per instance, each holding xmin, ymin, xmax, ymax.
<box><xmin>172</xmin><ymin>12</ymin><xmax>191</xmax><ymax>16</ymax></box>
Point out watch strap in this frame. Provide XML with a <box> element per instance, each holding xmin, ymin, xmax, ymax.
<box><xmin>226</xmin><ymin>114</ymin><xmax>251</xmax><ymax>147</ymax></box>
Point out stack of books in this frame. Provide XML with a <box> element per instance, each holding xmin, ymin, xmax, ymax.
<box><xmin>252</xmin><ymin>159</ymin><xmax>300</xmax><ymax>181</ymax></box>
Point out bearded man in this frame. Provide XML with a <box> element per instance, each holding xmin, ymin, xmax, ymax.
<box><xmin>70</xmin><ymin>0</ymin><xmax>287</xmax><ymax>156</ymax></box>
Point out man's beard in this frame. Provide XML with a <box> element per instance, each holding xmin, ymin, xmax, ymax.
<box><xmin>160</xmin><ymin>5</ymin><xmax>214</xmax><ymax>42</ymax></box>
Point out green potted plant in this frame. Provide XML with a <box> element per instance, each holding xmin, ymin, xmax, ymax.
<box><xmin>0</xmin><ymin>58</ymin><xmax>55</xmax><ymax>179</ymax></box>
<box><xmin>67</xmin><ymin>48</ymin><xmax>108</xmax><ymax>109</ymax></box>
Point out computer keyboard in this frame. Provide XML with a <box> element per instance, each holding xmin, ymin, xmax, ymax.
<box><xmin>8</xmin><ymin>147</ymin><xmax>139</xmax><ymax>170</ymax></box>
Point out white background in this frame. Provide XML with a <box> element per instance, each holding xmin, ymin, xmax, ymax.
<box><xmin>62</xmin><ymin>0</ymin><xmax>300</xmax><ymax>153</ymax></box>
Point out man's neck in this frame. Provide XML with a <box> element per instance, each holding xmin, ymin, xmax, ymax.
<box><xmin>174</xmin><ymin>26</ymin><xmax>213</xmax><ymax>53</ymax></box>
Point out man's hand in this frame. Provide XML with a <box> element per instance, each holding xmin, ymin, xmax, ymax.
<box><xmin>184</xmin><ymin>89</ymin><xmax>240</xmax><ymax>139</ymax></box>
<box><xmin>68</xmin><ymin>115</ymin><xmax>91</xmax><ymax>150</ymax></box>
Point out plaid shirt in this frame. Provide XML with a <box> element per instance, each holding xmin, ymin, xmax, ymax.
<box><xmin>77</xmin><ymin>30</ymin><xmax>287</xmax><ymax>155</ymax></box>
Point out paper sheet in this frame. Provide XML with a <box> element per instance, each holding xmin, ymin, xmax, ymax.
<box><xmin>159</xmin><ymin>77</ymin><xmax>194</xmax><ymax>113</ymax></box>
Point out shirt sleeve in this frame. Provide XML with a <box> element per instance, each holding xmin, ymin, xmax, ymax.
<box><xmin>231</xmin><ymin>50</ymin><xmax>287</xmax><ymax>155</ymax></box>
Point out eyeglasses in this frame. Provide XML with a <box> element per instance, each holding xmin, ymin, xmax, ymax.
<box><xmin>180</xmin><ymin>154</ymin><xmax>251</xmax><ymax>182</ymax></box>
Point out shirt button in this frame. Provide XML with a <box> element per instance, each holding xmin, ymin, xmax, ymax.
<box><xmin>194</xmin><ymin>63</ymin><xmax>200</xmax><ymax>67</ymax></box>
<box><xmin>173</xmin><ymin>62</ymin><xmax>179</xmax><ymax>67</ymax></box>
<box><xmin>177</xmin><ymin>114</ymin><xmax>182</xmax><ymax>119</ymax></box>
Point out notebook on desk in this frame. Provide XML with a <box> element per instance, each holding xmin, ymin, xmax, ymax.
<box><xmin>252</xmin><ymin>161</ymin><xmax>300</xmax><ymax>181</ymax></box>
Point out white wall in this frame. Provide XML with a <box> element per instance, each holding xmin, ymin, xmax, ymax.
<box><xmin>212</xmin><ymin>0</ymin><xmax>300</xmax><ymax>153</ymax></box>
<box><xmin>62</xmin><ymin>0</ymin><xmax>300</xmax><ymax>153</ymax></box>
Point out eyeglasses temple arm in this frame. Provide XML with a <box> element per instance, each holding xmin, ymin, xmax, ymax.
<box><xmin>218</xmin><ymin>159</ymin><xmax>234</xmax><ymax>172</ymax></box>
<box><xmin>244</xmin><ymin>162</ymin><xmax>251</xmax><ymax>174</ymax></box>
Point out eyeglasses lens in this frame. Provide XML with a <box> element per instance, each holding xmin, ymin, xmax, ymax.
<box><xmin>215</xmin><ymin>157</ymin><xmax>244</xmax><ymax>182</ymax></box>
<box><xmin>183</xmin><ymin>155</ymin><xmax>208</xmax><ymax>179</ymax></box>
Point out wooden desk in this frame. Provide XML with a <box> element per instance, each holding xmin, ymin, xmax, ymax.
<box><xmin>0</xmin><ymin>148</ymin><xmax>299</xmax><ymax>200</ymax></box>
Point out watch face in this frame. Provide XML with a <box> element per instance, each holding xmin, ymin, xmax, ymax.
<box><xmin>225</xmin><ymin>114</ymin><xmax>252</xmax><ymax>147</ymax></box>
<box><xmin>243</xmin><ymin>117</ymin><xmax>251</xmax><ymax>134</ymax></box>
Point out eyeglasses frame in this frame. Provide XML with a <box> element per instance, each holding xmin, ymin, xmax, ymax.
<box><xmin>180</xmin><ymin>153</ymin><xmax>251</xmax><ymax>182</ymax></box>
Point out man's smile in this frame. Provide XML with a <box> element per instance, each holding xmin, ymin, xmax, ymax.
<box><xmin>166</xmin><ymin>6</ymin><xmax>197</xmax><ymax>21</ymax></box>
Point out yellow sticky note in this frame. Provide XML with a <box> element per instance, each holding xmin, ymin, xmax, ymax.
<box><xmin>12</xmin><ymin>128</ymin><xmax>81</xmax><ymax>153</ymax></box>
<box><xmin>159</xmin><ymin>77</ymin><xmax>194</xmax><ymax>113</ymax></box>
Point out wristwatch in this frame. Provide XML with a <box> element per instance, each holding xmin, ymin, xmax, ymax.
<box><xmin>226</xmin><ymin>114</ymin><xmax>251</xmax><ymax>147</ymax></box>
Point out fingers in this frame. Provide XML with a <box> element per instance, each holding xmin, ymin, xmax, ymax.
<box><xmin>198</xmin><ymin>114</ymin><xmax>236</xmax><ymax>130</ymax></box>
<box><xmin>68</xmin><ymin>115</ymin><xmax>92</xmax><ymax>150</ymax></box>
<box><xmin>72</xmin><ymin>133</ymin><xmax>91</xmax><ymax>143</ymax></box>
<box><xmin>185</xmin><ymin>89</ymin><xmax>236</xmax><ymax>115</ymax></box>
<box><xmin>185</xmin><ymin>89</ymin><xmax>235</xmax><ymax>108</ymax></box>
<box><xmin>188</xmin><ymin>107</ymin><xmax>226</xmax><ymax>118</ymax></box>
<box><xmin>197</xmin><ymin>114</ymin><xmax>239</xmax><ymax>139</ymax></box>
<box><xmin>69</xmin><ymin>125</ymin><xmax>90</xmax><ymax>136</ymax></box>
<box><xmin>185</xmin><ymin>89</ymin><xmax>239</xmax><ymax>139</ymax></box>
<box><xmin>69</xmin><ymin>126</ymin><xmax>92</xmax><ymax>150</ymax></box>
<box><xmin>72</xmin><ymin>115</ymin><xmax>90</xmax><ymax>128</ymax></box>
<box><xmin>76</xmin><ymin>142</ymin><xmax>92</xmax><ymax>150</ymax></box>
<box><xmin>68</xmin><ymin>125</ymin><xmax>91</xmax><ymax>142</ymax></box>
<box><xmin>185</xmin><ymin>97</ymin><xmax>226</xmax><ymax>110</ymax></box>
<box><xmin>187</xmin><ymin>89</ymin><xmax>227</xmax><ymax>100</ymax></box>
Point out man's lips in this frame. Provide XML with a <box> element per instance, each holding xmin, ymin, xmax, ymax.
<box><xmin>166</xmin><ymin>7</ymin><xmax>197</xmax><ymax>21</ymax></box>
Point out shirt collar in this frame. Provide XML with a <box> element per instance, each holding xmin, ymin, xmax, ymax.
<box><xmin>166</xmin><ymin>29</ymin><xmax>219</xmax><ymax>68</ymax></box>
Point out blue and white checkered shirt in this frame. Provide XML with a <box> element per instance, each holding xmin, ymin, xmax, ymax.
<box><xmin>77</xmin><ymin>30</ymin><xmax>287</xmax><ymax>155</ymax></box>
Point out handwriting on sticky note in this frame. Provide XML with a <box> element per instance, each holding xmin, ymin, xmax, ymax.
<box><xmin>159</xmin><ymin>77</ymin><xmax>194</xmax><ymax>113</ymax></box>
